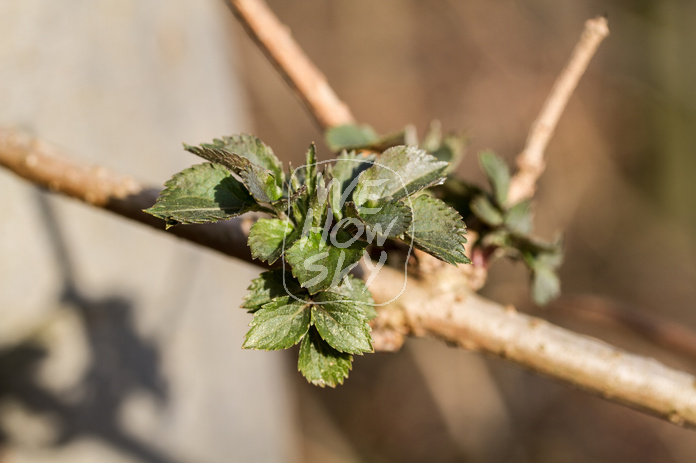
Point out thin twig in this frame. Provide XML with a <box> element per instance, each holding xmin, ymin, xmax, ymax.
<box><xmin>2</xmin><ymin>126</ymin><xmax>696</xmax><ymax>429</ymax></box>
<box><xmin>0</xmin><ymin>127</ymin><xmax>257</xmax><ymax>263</ymax></box>
<box><xmin>226</xmin><ymin>0</ymin><xmax>355</xmax><ymax>130</ymax></box>
<box><xmin>507</xmin><ymin>16</ymin><xmax>609</xmax><ymax>205</ymax></box>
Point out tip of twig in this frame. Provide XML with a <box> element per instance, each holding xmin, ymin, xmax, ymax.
<box><xmin>586</xmin><ymin>16</ymin><xmax>609</xmax><ymax>38</ymax></box>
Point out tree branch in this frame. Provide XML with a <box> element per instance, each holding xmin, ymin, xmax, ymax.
<box><xmin>226</xmin><ymin>0</ymin><xmax>355</xmax><ymax>130</ymax></box>
<box><xmin>2</xmin><ymin>126</ymin><xmax>695</xmax><ymax>429</ymax></box>
<box><xmin>507</xmin><ymin>16</ymin><xmax>609</xmax><ymax>204</ymax></box>
<box><xmin>552</xmin><ymin>295</ymin><xmax>696</xmax><ymax>364</ymax></box>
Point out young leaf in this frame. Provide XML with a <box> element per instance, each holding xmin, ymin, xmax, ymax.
<box><xmin>205</xmin><ymin>134</ymin><xmax>284</xmax><ymax>184</ymax></box>
<box><xmin>505</xmin><ymin>200</ymin><xmax>533</xmax><ymax>235</ymax></box>
<box><xmin>285</xmin><ymin>230</ymin><xmax>367</xmax><ymax>294</ymax></box>
<box><xmin>312</xmin><ymin>291</ymin><xmax>373</xmax><ymax>354</ymax></box>
<box><xmin>522</xmin><ymin>240</ymin><xmax>563</xmax><ymax>305</ymax></box>
<box><xmin>406</xmin><ymin>195</ymin><xmax>470</xmax><ymax>265</ymax></box>
<box><xmin>145</xmin><ymin>163</ymin><xmax>257</xmax><ymax>228</ymax></box>
<box><xmin>479</xmin><ymin>150</ymin><xmax>510</xmax><ymax>207</ymax></box>
<box><xmin>352</xmin><ymin>146</ymin><xmax>447</xmax><ymax>206</ymax></box>
<box><xmin>328</xmin><ymin>151</ymin><xmax>375</xmax><ymax>219</ymax></box>
<box><xmin>242</xmin><ymin>296</ymin><xmax>311</xmax><ymax>350</ymax></box>
<box><xmin>325</xmin><ymin>124</ymin><xmax>379</xmax><ymax>151</ymax></box>
<box><xmin>298</xmin><ymin>328</ymin><xmax>353</xmax><ymax>387</ymax></box>
<box><xmin>421</xmin><ymin>120</ymin><xmax>443</xmax><ymax>153</ymax></box>
<box><xmin>531</xmin><ymin>264</ymin><xmax>561</xmax><ymax>306</ymax></box>
<box><xmin>248</xmin><ymin>218</ymin><xmax>297</xmax><ymax>264</ymax></box>
<box><xmin>431</xmin><ymin>134</ymin><xmax>467</xmax><ymax>173</ymax></box>
<box><xmin>310</xmin><ymin>172</ymin><xmax>329</xmax><ymax>227</ymax></box>
<box><xmin>326</xmin><ymin>275</ymin><xmax>377</xmax><ymax>320</ymax></box>
<box><xmin>238</xmin><ymin>163</ymin><xmax>284</xmax><ymax>204</ymax></box>
<box><xmin>242</xmin><ymin>270</ymin><xmax>304</xmax><ymax>312</ymax></box>
<box><xmin>471</xmin><ymin>195</ymin><xmax>504</xmax><ymax>227</ymax></box>
<box><xmin>303</xmin><ymin>143</ymin><xmax>318</xmax><ymax>199</ymax></box>
<box><xmin>184</xmin><ymin>143</ymin><xmax>283</xmax><ymax>203</ymax></box>
<box><xmin>346</xmin><ymin>199</ymin><xmax>412</xmax><ymax>241</ymax></box>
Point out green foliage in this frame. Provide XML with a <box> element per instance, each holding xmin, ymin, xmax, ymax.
<box><xmin>285</xmin><ymin>230</ymin><xmax>367</xmax><ymax>294</ymax></box>
<box><xmin>298</xmin><ymin>328</ymin><xmax>353</xmax><ymax>387</ymax></box>
<box><xmin>438</xmin><ymin>150</ymin><xmax>564</xmax><ymax>305</ymax></box>
<box><xmin>144</xmin><ymin>163</ymin><xmax>258</xmax><ymax>228</ymax></box>
<box><xmin>406</xmin><ymin>195</ymin><xmax>471</xmax><ymax>265</ymax></box>
<box><xmin>146</xmin><ymin>131</ymin><xmax>469</xmax><ymax>386</ymax></box>
<box><xmin>146</xmin><ymin>124</ymin><xmax>564</xmax><ymax>385</ymax></box>
<box><xmin>325</xmin><ymin>124</ymin><xmax>416</xmax><ymax>152</ymax></box>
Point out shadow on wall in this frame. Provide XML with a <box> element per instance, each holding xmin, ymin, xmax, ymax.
<box><xmin>0</xmin><ymin>190</ymin><xmax>178</xmax><ymax>463</ymax></box>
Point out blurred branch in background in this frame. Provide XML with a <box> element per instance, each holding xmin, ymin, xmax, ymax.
<box><xmin>508</xmin><ymin>16</ymin><xmax>609</xmax><ymax>204</ymax></box>
<box><xmin>226</xmin><ymin>0</ymin><xmax>355</xmax><ymax>130</ymax></box>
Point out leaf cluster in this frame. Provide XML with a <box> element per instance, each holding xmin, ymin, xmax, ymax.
<box><xmin>146</xmin><ymin>133</ymin><xmax>470</xmax><ymax>386</ymax></box>
<box><xmin>329</xmin><ymin>122</ymin><xmax>563</xmax><ymax>305</ymax></box>
<box><xmin>436</xmin><ymin>148</ymin><xmax>563</xmax><ymax>305</ymax></box>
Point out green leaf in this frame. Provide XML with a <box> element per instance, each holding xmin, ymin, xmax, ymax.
<box><xmin>303</xmin><ymin>143</ymin><xmax>318</xmax><ymax>199</ymax></box>
<box><xmin>305</xmin><ymin>172</ymin><xmax>330</xmax><ymax>228</ymax></box>
<box><xmin>327</xmin><ymin>275</ymin><xmax>377</xmax><ymax>320</ymax></box>
<box><xmin>479</xmin><ymin>150</ymin><xmax>510</xmax><ymax>207</ymax></box>
<box><xmin>353</xmin><ymin>146</ymin><xmax>448</xmax><ymax>206</ymax></box>
<box><xmin>422</xmin><ymin>122</ymin><xmax>467</xmax><ymax>173</ymax></box>
<box><xmin>328</xmin><ymin>151</ymin><xmax>375</xmax><ymax>219</ymax></box>
<box><xmin>145</xmin><ymin>163</ymin><xmax>257</xmax><ymax>228</ymax></box>
<box><xmin>285</xmin><ymin>230</ymin><xmax>367</xmax><ymax>294</ymax></box>
<box><xmin>531</xmin><ymin>264</ymin><xmax>560</xmax><ymax>306</ymax></box>
<box><xmin>248</xmin><ymin>218</ymin><xmax>297</xmax><ymax>264</ymax></box>
<box><xmin>521</xmin><ymin>239</ymin><xmax>563</xmax><ymax>305</ymax></box>
<box><xmin>471</xmin><ymin>195</ymin><xmax>504</xmax><ymax>227</ymax></box>
<box><xmin>298</xmin><ymin>328</ymin><xmax>352</xmax><ymax>387</ymax></box>
<box><xmin>203</xmin><ymin>134</ymin><xmax>284</xmax><ymax>185</ymax></box>
<box><xmin>242</xmin><ymin>270</ymin><xmax>305</xmax><ymax>312</ymax></box>
<box><xmin>184</xmin><ymin>142</ymin><xmax>283</xmax><ymax>203</ymax></box>
<box><xmin>239</xmin><ymin>163</ymin><xmax>285</xmax><ymax>204</ymax></box>
<box><xmin>346</xmin><ymin>199</ymin><xmax>412</xmax><ymax>241</ymax></box>
<box><xmin>325</xmin><ymin>124</ymin><xmax>417</xmax><ymax>153</ymax></box>
<box><xmin>431</xmin><ymin>134</ymin><xmax>467</xmax><ymax>173</ymax></box>
<box><xmin>312</xmin><ymin>291</ymin><xmax>373</xmax><ymax>354</ymax></box>
<box><xmin>421</xmin><ymin>120</ymin><xmax>443</xmax><ymax>153</ymax></box>
<box><xmin>406</xmin><ymin>195</ymin><xmax>470</xmax><ymax>265</ymax></box>
<box><xmin>505</xmin><ymin>200</ymin><xmax>533</xmax><ymax>235</ymax></box>
<box><xmin>325</xmin><ymin>124</ymin><xmax>378</xmax><ymax>151</ymax></box>
<box><xmin>242</xmin><ymin>296</ymin><xmax>311</xmax><ymax>350</ymax></box>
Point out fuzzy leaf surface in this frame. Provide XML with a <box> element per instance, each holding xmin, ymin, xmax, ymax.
<box><xmin>184</xmin><ymin>143</ymin><xmax>283</xmax><ymax>203</ymax></box>
<box><xmin>298</xmin><ymin>328</ymin><xmax>352</xmax><ymax>387</ymax></box>
<box><xmin>205</xmin><ymin>134</ymin><xmax>283</xmax><ymax>182</ymax></box>
<box><xmin>145</xmin><ymin>163</ymin><xmax>256</xmax><ymax>227</ymax></box>
<box><xmin>248</xmin><ymin>218</ymin><xmax>297</xmax><ymax>264</ymax></box>
<box><xmin>329</xmin><ymin>151</ymin><xmax>375</xmax><ymax>218</ymax></box>
<box><xmin>326</xmin><ymin>275</ymin><xmax>377</xmax><ymax>320</ymax></box>
<box><xmin>312</xmin><ymin>291</ymin><xmax>373</xmax><ymax>354</ymax></box>
<box><xmin>285</xmin><ymin>231</ymin><xmax>367</xmax><ymax>294</ymax></box>
<box><xmin>353</xmin><ymin>146</ymin><xmax>447</xmax><ymax>206</ymax></box>
<box><xmin>242</xmin><ymin>270</ymin><xmax>304</xmax><ymax>312</ymax></box>
<box><xmin>346</xmin><ymin>199</ymin><xmax>412</xmax><ymax>241</ymax></box>
<box><xmin>242</xmin><ymin>296</ymin><xmax>311</xmax><ymax>350</ymax></box>
<box><xmin>406</xmin><ymin>195</ymin><xmax>470</xmax><ymax>265</ymax></box>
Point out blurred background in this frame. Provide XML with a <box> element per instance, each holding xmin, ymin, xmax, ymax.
<box><xmin>1</xmin><ymin>0</ymin><xmax>696</xmax><ymax>462</ymax></box>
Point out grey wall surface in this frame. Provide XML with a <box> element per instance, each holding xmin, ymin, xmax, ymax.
<box><xmin>0</xmin><ymin>1</ymin><xmax>294</xmax><ymax>462</ymax></box>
